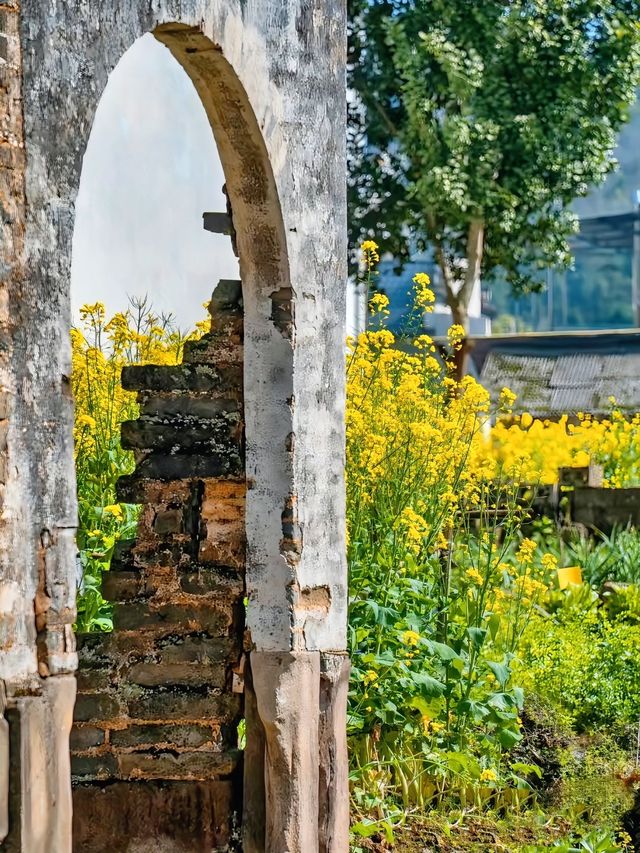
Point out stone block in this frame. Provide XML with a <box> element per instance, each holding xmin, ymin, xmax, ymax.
<box><xmin>117</xmin><ymin>749</ymin><xmax>240</xmax><ymax>781</ymax></box>
<box><xmin>75</xmin><ymin>635</ymin><xmax>118</xmax><ymax>689</ymax></box>
<box><xmin>178</xmin><ymin>565</ymin><xmax>244</xmax><ymax>597</ymax></box>
<box><xmin>74</xmin><ymin>693</ymin><xmax>121</xmax><ymax>724</ymax></box>
<box><xmin>121</xmin><ymin>363</ymin><xmax>242</xmax><ymax>393</ymax></box>
<box><xmin>125</xmin><ymin>687</ymin><xmax>241</xmax><ymax>723</ymax></box>
<box><xmin>116</xmin><ymin>475</ymin><xmax>193</xmax><ymax>506</ymax></box>
<box><xmin>181</xmin><ymin>337</ymin><xmax>243</xmax><ymax>366</ymax></box>
<box><xmin>110</xmin><ymin>724</ymin><xmax>216</xmax><ymax>750</ymax></box>
<box><xmin>126</xmin><ymin>660</ymin><xmax>227</xmax><ymax>689</ymax></box>
<box><xmin>71</xmin><ymin>753</ymin><xmax>119</xmax><ymax>781</ymax></box>
<box><xmin>210</xmin><ymin>279</ymin><xmax>243</xmax><ymax>310</ymax></box>
<box><xmin>112</xmin><ymin>602</ymin><xmax>232</xmax><ymax>635</ymax></box>
<box><xmin>101</xmin><ymin>570</ymin><xmax>142</xmax><ymax>603</ymax></box>
<box><xmin>111</xmin><ymin>538</ymin><xmax>137</xmax><ymax>565</ymax></box>
<box><xmin>200</xmin><ymin>480</ymin><xmax>246</xmax><ymax>567</ymax></box>
<box><xmin>76</xmin><ymin>632</ymin><xmax>110</xmax><ymax>656</ymax></box>
<box><xmin>201</xmin><ymin>479</ymin><xmax>246</xmax><ymax>513</ymax></box>
<box><xmin>75</xmin><ymin>666</ymin><xmax>113</xmax><ymax>693</ymax></box>
<box><xmin>132</xmin><ymin>452</ymin><xmax>244</xmax><ymax>481</ymax></box>
<box><xmin>72</xmin><ymin>780</ymin><xmax>235</xmax><ymax>852</ymax></box>
<box><xmin>155</xmin><ymin>635</ymin><xmax>238</xmax><ymax>666</ymax></box>
<box><xmin>122</xmin><ymin>540</ymin><xmax>197</xmax><ymax>569</ymax></box>
<box><xmin>140</xmin><ymin>394</ymin><xmax>242</xmax><ymax>419</ymax></box>
<box><xmin>70</xmin><ymin>726</ymin><xmax>105</xmax><ymax>751</ymax></box>
<box><xmin>152</xmin><ymin>508</ymin><xmax>184</xmax><ymax>535</ymax></box>
<box><xmin>120</xmin><ymin>412</ymin><xmax>242</xmax><ymax>454</ymax></box>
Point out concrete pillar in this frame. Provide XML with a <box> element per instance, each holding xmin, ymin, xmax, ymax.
<box><xmin>243</xmin><ymin>660</ymin><xmax>267</xmax><ymax>853</ymax></box>
<box><xmin>251</xmin><ymin>652</ymin><xmax>321</xmax><ymax>853</ymax></box>
<box><xmin>4</xmin><ymin>677</ymin><xmax>75</xmax><ymax>853</ymax></box>
<box><xmin>247</xmin><ymin>651</ymin><xmax>350</xmax><ymax>853</ymax></box>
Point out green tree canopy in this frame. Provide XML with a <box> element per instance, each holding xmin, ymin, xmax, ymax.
<box><xmin>348</xmin><ymin>0</ymin><xmax>640</xmax><ymax>334</ymax></box>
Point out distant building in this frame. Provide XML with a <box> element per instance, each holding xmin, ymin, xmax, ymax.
<box><xmin>353</xmin><ymin>252</ymin><xmax>493</xmax><ymax>337</ymax></box>
<box><xmin>470</xmin><ymin>330</ymin><xmax>640</xmax><ymax>418</ymax></box>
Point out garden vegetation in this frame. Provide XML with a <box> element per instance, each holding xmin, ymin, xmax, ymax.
<box><xmin>72</xmin><ymin>257</ymin><xmax>640</xmax><ymax>850</ymax></box>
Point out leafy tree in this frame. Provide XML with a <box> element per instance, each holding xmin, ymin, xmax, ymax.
<box><xmin>348</xmin><ymin>0</ymin><xmax>640</xmax><ymax>344</ymax></box>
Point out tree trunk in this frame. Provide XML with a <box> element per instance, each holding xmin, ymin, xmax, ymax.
<box><xmin>434</xmin><ymin>220</ymin><xmax>485</xmax><ymax>381</ymax></box>
<box><xmin>449</xmin><ymin>298</ymin><xmax>470</xmax><ymax>381</ymax></box>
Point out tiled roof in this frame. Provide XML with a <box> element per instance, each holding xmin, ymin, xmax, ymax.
<box><xmin>470</xmin><ymin>332</ymin><xmax>640</xmax><ymax>418</ymax></box>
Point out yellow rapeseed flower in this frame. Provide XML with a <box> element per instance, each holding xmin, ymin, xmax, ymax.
<box><xmin>402</xmin><ymin>629</ymin><xmax>421</xmax><ymax>647</ymax></box>
<box><xmin>369</xmin><ymin>293</ymin><xmax>390</xmax><ymax>315</ymax></box>
<box><xmin>360</xmin><ymin>240</ymin><xmax>380</xmax><ymax>268</ymax></box>
<box><xmin>516</xmin><ymin>538</ymin><xmax>537</xmax><ymax>564</ymax></box>
<box><xmin>465</xmin><ymin>567</ymin><xmax>484</xmax><ymax>586</ymax></box>
<box><xmin>498</xmin><ymin>387</ymin><xmax>517</xmax><ymax>411</ymax></box>
<box><xmin>76</xmin><ymin>414</ymin><xmax>96</xmax><ymax>431</ymax></box>
<box><xmin>480</xmin><ymin>768</ymin><xmax>497</xmax><ymax>782</ymax></box>
<box><xmin>412</xmin><ymin>272</ymin><xmax>436</xmax><ymax>312</ymax></box>
<box><xmin>103</xmin><ymin>504</ymin><xmax>124</xmax><ymax>521</ymax></box>
<box><xmin>447</xmin><ymin>324</ymin><xmax>465</xmax><ymax>350</ymax></box>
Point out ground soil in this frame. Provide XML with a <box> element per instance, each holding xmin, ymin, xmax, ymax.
<box><xmin>354</xmin><ymin>813</ymin><xmax>573</xmax><ymax>852</ymax></box>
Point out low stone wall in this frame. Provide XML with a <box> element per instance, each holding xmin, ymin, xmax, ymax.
<box><xmin>526</xmin><ymin>466</ymin><xmax>640</xmax><ymax>534</ymax></box>
<box><xmin>71</xmin><ymin>282</ymin><xmax>246</xmax><ymax>852</ymax></box>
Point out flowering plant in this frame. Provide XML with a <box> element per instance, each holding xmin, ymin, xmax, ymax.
<box><xmin>72</xmin><ymin>297</ymin><xmax>199</xmax><ymax>631</ymax></box>
<box><xmin>347</xmin><ymin>243</ymin><xmax>555</xmax><ymax>815</ymax></box>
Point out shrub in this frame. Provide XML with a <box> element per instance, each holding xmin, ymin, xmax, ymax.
<box><xmin>515</xmin><ymin>589</ymin><xmax>640</xmax><ymax>733</ymax></box>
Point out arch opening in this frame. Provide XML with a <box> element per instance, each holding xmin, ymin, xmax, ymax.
<box><xmin>69</xmin><ymin>24</ymin><xmax>292</xmax><ymax>852</ymax></box>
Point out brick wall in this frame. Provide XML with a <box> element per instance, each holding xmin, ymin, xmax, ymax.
<box><xmin>71</xmin><ymin>281</ymin><xmax>246</xmax><ymax>852</ymax></box>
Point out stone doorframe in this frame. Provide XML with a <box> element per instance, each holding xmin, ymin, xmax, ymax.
<box><xmin>0</xmin><ymin>3</ymin><xmax>348</xmax><ymax>851</ymax></box>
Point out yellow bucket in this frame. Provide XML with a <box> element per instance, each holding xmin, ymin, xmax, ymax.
<box><xmin>557</xmin><ymin>566</ymin><xmax>583</xmax><ymax>589</ymax></box>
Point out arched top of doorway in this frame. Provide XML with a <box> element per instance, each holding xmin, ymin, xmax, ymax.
<box><xmin>152</xmin><ymin>22</ymin><xmax>291</xmax><ymax>314</ymax></box>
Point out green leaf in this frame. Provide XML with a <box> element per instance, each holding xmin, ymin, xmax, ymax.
<box><xmin>487</xmin><ymin>612</ymin><xmax>501</xmax><ymax>641</ymax></box>
<box><xmin>512</xmin><ymin>686</ymin><xmax>525</xmax><ymax>708</ymax></box>
<box><xmin>428</xmin><ymin>640</ymin><xmax>461</xmax><ymax>662</ymax></box>
<box><xmin>457</xmin><ymin>699</ymin><xmax>490</xmax><ymax>721</ymax></box>
<box><xmin>466</xmin><ymin>627</ymin><xmax>488</xmax><ymax>650</ymax></box>
<box><xmin>497</xmin><ymin>727</ymin><xmax>523</xmax><ymax>748</ymax></box>
<box><xmin>409</xmin><ymin>696</ymin><xmax>444</xmax><ymax>717</ymax></box>
<box><xmin>486</xmin><ymin>660</ymin><xmax>510</xmax><ymax>687</ymax></box>
<box><xmin>511</xmin><ymin>762</ymin><xmax>543</xmax><ymax>779</ymax></box>
<box><xmin>411</xmin><ymin>672</ymin><xmax>446</xmax><ymax>698</ymax></box>
<box><xmin>487</xmin><ymin>692</ymin><xmax>511</xmax><ymax>711</ymax></box>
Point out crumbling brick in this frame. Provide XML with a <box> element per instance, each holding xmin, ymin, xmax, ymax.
<box><xmin>71</xmin><ymin>281</ymin><xmax>247</xmax><ymax>842</ymax></box>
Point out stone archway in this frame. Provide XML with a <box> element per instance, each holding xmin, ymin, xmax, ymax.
<box><xmin>0</xmin><ymin>4</ymin><xmax>348</xmax><ymax>852</ymax></box>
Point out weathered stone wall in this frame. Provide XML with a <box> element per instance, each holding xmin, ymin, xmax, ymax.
<box><xmin>3</xmin><ymin>2</ymin><xmax>348</xmax><ymax>850</ymax></box>
<box><xmin>71</xmin><ymin>281</ymin><xmax>246</xmax><ymax>851</ymax></box>
<box><xmin>1</xmin><ymin>2</ymin><xmax>76</xmax><ymax>849</ymax></box>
